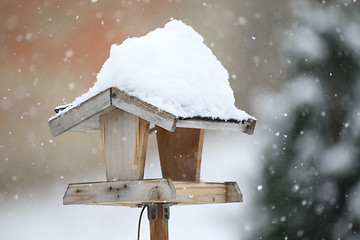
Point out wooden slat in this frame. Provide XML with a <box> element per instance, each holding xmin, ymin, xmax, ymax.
<box><xmin>176</xmin><ymin>118</ymin><xmax>256</xmax><ymax>135</ymax></box>
<box><xmin>63</xmin><ymin>179</ymin><xmax>242</xmax><ymax>207</ymax></box>
<box><xmin>173</xmin><ymin>181</ymin><xmax>242</xmax><ymax>205</ymax></box>
<box><xmin>137</xmin><ymin>117</ymin><xmax>150</xmax><ymax>177</ymax></box>
<box><xmin>100</xmin><ymin>109</ymin><xmax>149</xmax><ymax>181</ymax></box>
<box><xmin>111</xmin><ymin>88</ymin><xmax>177</xmax><ymax>132</ymax></box>
<box><xmin>63</xmin><ymin>179</ymin><xmax>176</xmax><ymax>206</ymax></box>
<box><xmin>156</xmin><ymin>127</ymin><xmax>204</xmax><ymax>181</ymax></box>
<box><xmin>49</xmin><ymin>89</ymin><xmax>112</xmax><ymax>137</ymax></box>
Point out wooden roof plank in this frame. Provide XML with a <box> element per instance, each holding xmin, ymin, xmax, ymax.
<box><xmin>111</xmin><ymin>88</ymin><xmax>177</xmax><ymax>132</ymax></box>
<box><xmin>49</xmin><ymin>87</ymin><xmax>255</xmax><ymax>135</ymax></box>
<box><xmin>48</xmin><ymin>89</ymin><xmax>112</xmax><ymax>137</ymax></box>
<box><xmin>176</xmin><ymin>118</ymin><xmax>256</xmax><ymax>135</ymax></box>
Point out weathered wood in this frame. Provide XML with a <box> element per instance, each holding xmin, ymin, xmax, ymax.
<box><xmin>49</xmin><ymin>89</ymin><xmax>112</xmax><ymax>137</ymax></box>
<box><xmin>156</xmin><ymin>127</ymin><xmax>205</xmax><ymax>181</ymax></box>
<box><xmin>69</xmin><ymin>106</ymin><xmax>116</xmax><ymax>133</ymax></box>
<box><xmin>111</xmin><ymin>88</ymin><xmax>177</xmax><ymax>132</ymax></box>
<box><xmin>176</xmin><ymin>118</ymin><xmax>256</xmax><ymax>135</ymax></box>
<box><xmin>49</xmin><ymin>88</ymin><xmax>177</xmax><ymax>136</ymax></box>
<box><xmin>172</xmin><ymin>181</ymin><xmax>243</xmax><ymax>205</ymax></box>
<box><xmin>63</xmin><ymin>179</ymin><xmax>176</xmax><ymax>205</ymax></box>
<box><xmin>69</xmin><ymin>115</ymin><xmax>101</xmax><ymax>133</ymax></box>
<box><xmin>49</xmin><ymin>87</ymin><xmax>256</xmax><ymax>136</ymax></box>
<box><xmin>225</xmin><ymin>182</ymin><xmax>243</xmax><ymax>203</ymax></box>
<box><xmin>149</xmin><ymin>204</ymin><xmax>169</xmax><ymax>240</ymax></box>
<box><xmin>100</xmin><ymin>109</ymin><xmax>149</xmax><ymax>181</ymax></box>
<box><xmin>63</xmin><ymin>179</ymin><xmax>242</xmax><ymax>207</ymax></box>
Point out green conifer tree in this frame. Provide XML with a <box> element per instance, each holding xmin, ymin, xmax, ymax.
<box><xmin>255</xmin><ymin>1</ymin><xmax>360</xmax><ymax>239</ymax></box>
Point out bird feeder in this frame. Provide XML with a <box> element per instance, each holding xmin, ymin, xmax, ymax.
<box><xmin>49</xmin><ymin>87</ymin><xmax>256</xmax><ymax>239</ymax></box>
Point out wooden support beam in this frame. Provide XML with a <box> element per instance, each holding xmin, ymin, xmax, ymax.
<box><xmin>63</xmin><ymin>179</ymin><xmax>176</xmax><ymax>205</ymax></box>
<box><xmin>155</xmin><ymin>127</ymin><xmax>205</xmax><ymax>181</ymax></box>
<box><xmin>172</xmin><ymin>181</ymin><xmax>243</xmax><ymax>205</ymax></box>
<box><xmin>149</xmin><ymin>204</ymin><xmax>169</xmax><ymax>240</ymax></box>
<box><xmin>63</xmin><ymin>179</ymin><xmax>243</xmax><ymax>207</ymax></box>
<box><xmin>100</xmin><ymin>109</ymin><xmax>150</xmax><ymax>181</ymax></box>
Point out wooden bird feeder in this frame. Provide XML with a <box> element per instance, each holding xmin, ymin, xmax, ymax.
<box><xmin>49</xmin><ymin>87</ymin><xmax>256</xmax><ymax>240</ymax></box>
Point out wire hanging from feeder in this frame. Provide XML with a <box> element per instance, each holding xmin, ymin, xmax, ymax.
<box><xmin>137</xmin><ymin>205</ymin><xmax>147</xmax><ymax>240</ymax></box>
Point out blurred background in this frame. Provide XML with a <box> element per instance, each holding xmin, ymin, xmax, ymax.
<box><xmin>1</xmin><ymin>0</ymin><xmax>359</xmax><ymax>239</ymax></box>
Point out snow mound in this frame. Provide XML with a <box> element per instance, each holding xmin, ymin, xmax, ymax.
<box><xmin>66</xmin><ymin>20</ymin><xmax>252</xmax><ymax>120</ymax></box>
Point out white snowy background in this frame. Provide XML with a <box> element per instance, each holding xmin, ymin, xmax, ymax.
<box><xmin>1</xmin><ymin>0</ymin><xmax>359</xmax><ymax>239</ymax></box>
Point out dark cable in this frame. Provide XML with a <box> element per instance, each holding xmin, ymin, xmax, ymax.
<box><xmin>137</xmin><ymin>205</ymin><xmax>147</xmax><ymax>240</ymax></box>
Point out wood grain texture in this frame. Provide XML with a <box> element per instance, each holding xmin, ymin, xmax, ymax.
<box><xmin>111</xmin><ymin>88</ymin><xmax>177</xmax><ymax>132</ymax></box>
<box><xmin>155</xmin><ymin>127</ymin><xmax>205</xmax><ymax>181</ymax></box>
<box><xmin>149</xmin><ymin>204</ymin><xmax>169</xmax><ymax>240</ymax></box>
<box><xmin>100</xmin><ymin>109</ymin><xmax>149</xmax><ymax>181</ymax></box>
<box><xmin>225</xmin><ymin>182</ymin><xmax>243</xmax><ymax>203</ymax></box>
<box><xmin>63</xmin><ymin>179</ymin><xmax>176</xmax><ymax>206</ymax></box>
<box><xmin>69</xmin><ymin>106</ymin><xmax>116</xmax><ymax>133</ymax></box>
<box><xmin>49</xmin><ymin>87</ymin><xmax>176</xmax><ymax>136</ymax></box>
<box><xmin>172</xmin><ymin>181</ymin><xmax>242</xmax><ymax>205</ymax></box>
<box><xmin>63</xmin><ymin>179</ymin><xmax>242</xmax><ymax>207</ymax></box>
<box><xmin>176</xmin><ymin>117</ymin><xmax>256</xmax><ymax>135</ymax></box>
<box><xmin>49</xmin><ymin>87</ymin><xmax>256</xmax><ymax>136</ymax></box>
<box><xmin>49</xmin><ymin>89</ymin><xmax>112</xmax><ymax>137</ymax></box>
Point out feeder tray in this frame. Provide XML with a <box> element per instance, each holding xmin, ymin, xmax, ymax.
<box><xmin>49</xmin><ymin>87</ymin><xmax>256</xmax><ymax>240</ymax></box>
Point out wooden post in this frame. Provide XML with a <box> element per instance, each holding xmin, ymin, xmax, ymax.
<box><xmin>155</xmin><ymin>126</ymin><xmax>205</xmax><ymax>181</ymax></box>
<box><xmin>99</xmin><ymin>109</ymin><xmax>150</xmax><ymax>181</ymax></box>
<box><xmin>149</xmin><ymin>204</ymin><xmax>169</xmax><ymax>240</ymax></box>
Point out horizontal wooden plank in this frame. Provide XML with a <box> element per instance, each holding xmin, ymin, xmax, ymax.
<box><xmin>63</xmin><ymin>179</ymin><xmax>176</xmax><ymax>206</ymax></box>
<box><xmin>63</xmin><ymin>179</ymin><xmax>242</xmax><ymax>207</ymax></box>
<box><xmin>172</xmin><ymin>181</ymin><xmax>242</xmax><ymax>205</ymax></box>
<box><xmin>176</xmin><ymin>118</ymin><xmax>256</xmax><ymax>135</ymax></box>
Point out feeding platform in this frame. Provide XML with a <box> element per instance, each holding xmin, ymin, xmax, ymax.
<box><xmin>49</xmin><ymin>87</ymin><xmax>255</xmax><ymax>239</ymax></box>
<box><xmin>49</xmin><ymin>19</ymin><xmax>257</xmax><ymax>240</ymax></box>
<box><xmin>63</xmin><ymin>179</ymin><xmax>242</xmax><ymax>207</ymax></box>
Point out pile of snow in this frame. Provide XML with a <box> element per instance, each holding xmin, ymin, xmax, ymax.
<box><xmin>61</xmin><ymin>19</ymin><xmax>252</xmax><ymax>120</ymax></box>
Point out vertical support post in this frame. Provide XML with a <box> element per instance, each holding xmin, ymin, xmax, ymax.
<box><xmin>149</xmin><ymin>204</ymin><xmax>169</xmax><ymax>240</ymax></box>
<box><xmin>155</xmin><ymin>126</ymin><xmax>205</xmax><ymax>181</ymax></box>
<box><xmin>99</xmin><ymin>109</ymin><xmax>150</xmax><ymax>181</ymax></box>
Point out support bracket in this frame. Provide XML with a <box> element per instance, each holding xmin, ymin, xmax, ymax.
<box><xmin>147</xmin><ymin>203</ymin><xmax>158</xmax><ymax>222</ymax></box>
<box><xmin>143</xmin><ymin>203</ymin><xmax>171</xmax><ymax>222</ymax></box>
<box><xmin>162</xmin><ymin>204</ymin><xmax>170</xmax><ymax>222</ymax></box>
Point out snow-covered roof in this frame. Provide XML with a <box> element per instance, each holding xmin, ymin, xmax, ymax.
<box><xmin>49</xmin><ymin>20</ymin><xmax>256</xmax><ymax>136</ymax></box>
